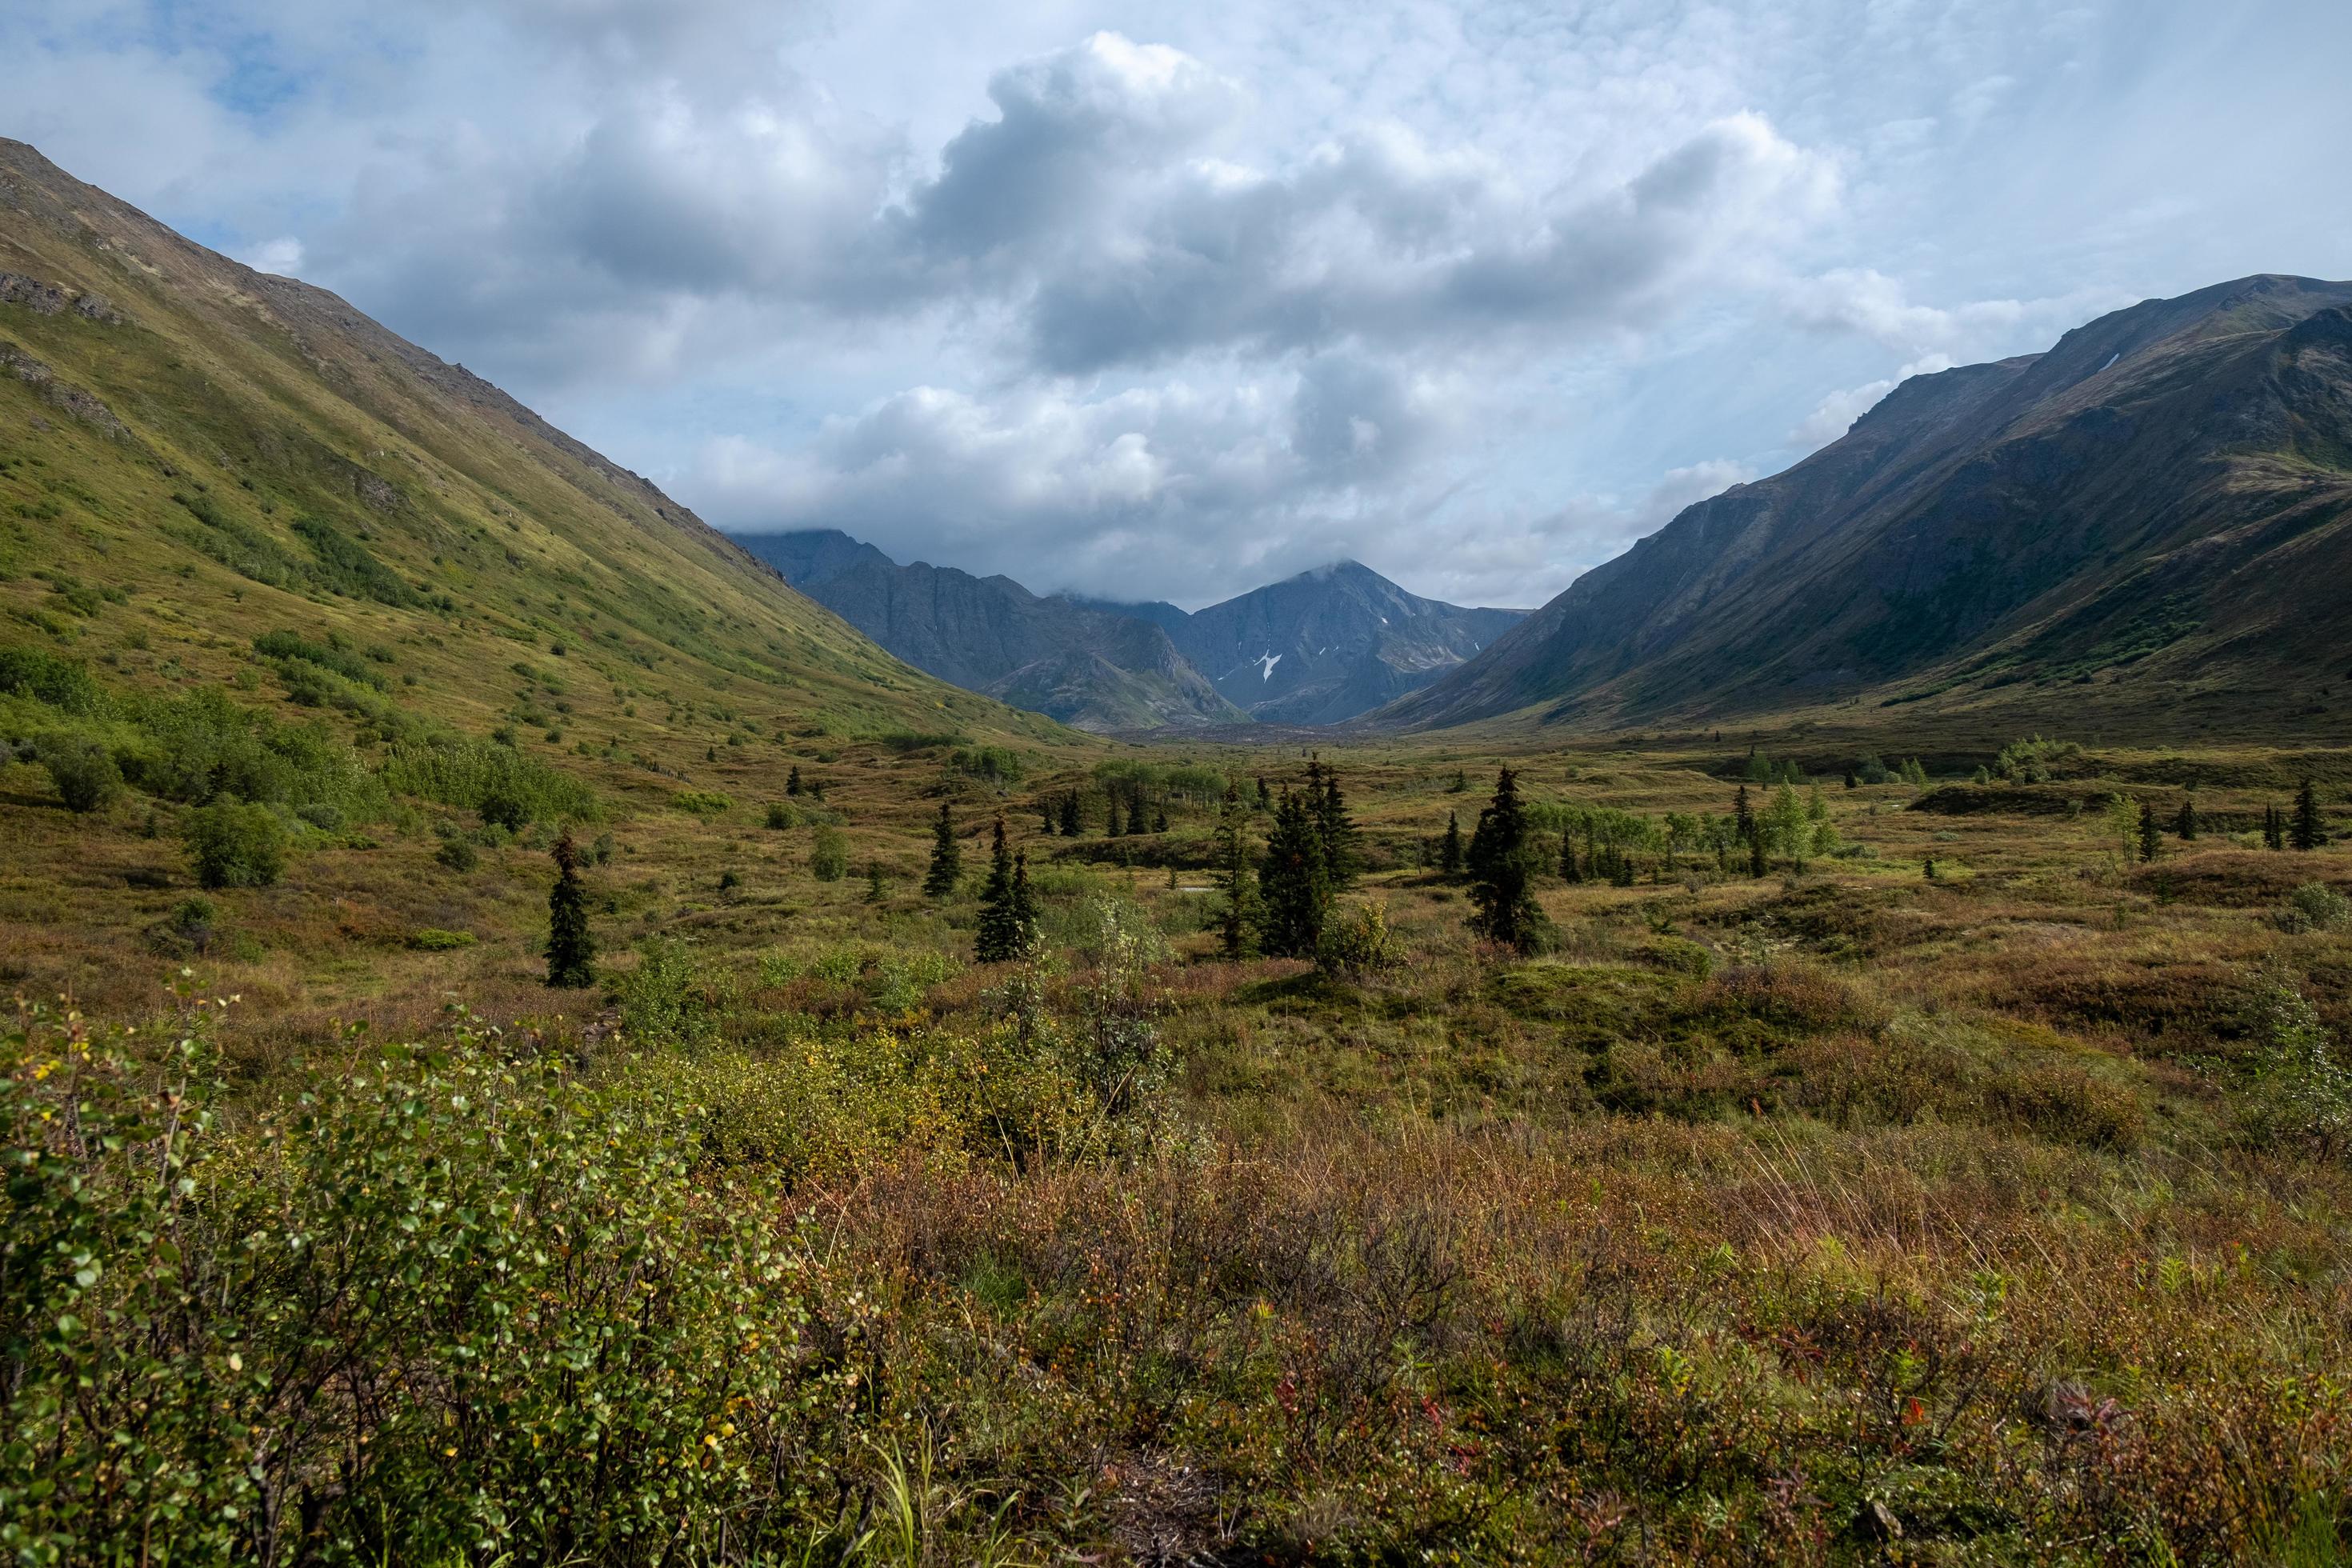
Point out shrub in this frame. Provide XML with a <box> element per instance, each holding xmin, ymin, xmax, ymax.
<box><xmin>2278</xmin><ymin>881</ymin><xmax>2350</xmax><ymax>934</ymax></box>
<box><xmin>407</xmin><ymin>927</ymin><xmax>477</xmax><ymax>950</ymax></box>
<box><xmin>182</xmin><ymin>800</ymin><xmax>286</xmax><ymax>889</ymax></box>
<box><xmin>435</xmin><ymin>837</ymin><xmax>480</xmax><ymax>873</ymax></box>
<box><xmin>1317</xmin><ymin>900</ymin><xmax>1402</xmax><ymax>977</ymax></box>
<box><xmin>379</xmin><ymin>734</ymin><xmax>597</xmax><ymax>822</ymax></box>
<box><xmin>38</xmin><ymin>736</ymin><xmax>123</xmax><ymax>813</ymax></box>
<box><xmin>671</xmin><ymin>789</ymin><xmax>735</xmax><ymax>816</ymax></box>
<box><xmin>810</xmin><ymin>824</ymin><xmax>850</xmax><ymax>882</ymax></box>
<box><xmin>0</xmin><ymin>644</ymin><xmax>107</xmax><ymax>713</ymax></box>
<box><xmin>764</xmin><ymin>800</ymin><xmax>798</xmax><ymax>829</ymax></box>
<box><xmin>0</xmin><ymin>1004</ymin><xmax>817</xmax><ymax>1564</ymax></box>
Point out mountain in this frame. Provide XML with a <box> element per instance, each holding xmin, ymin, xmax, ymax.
<box><xmin>1380</xmin><ymin>274</ymin><xmax>2352</xmax><ymax>735</ymax></box>
<box><xmin>739</xmin><ymin>534</ymin><xmax>1529</xmax><ymax>730</ymax></box>
<box><xmin>0</xmin><ymin>140</ymin><xmax>1054</xmax><ymax>772</ymax></box>
<box><xmin>1164</xmin><ymin>562</ymin><xmax>1528</xmax><ymax>725</ymax></box>
<box><xmin>734</xmin><ymin>530</ymin><xmax>1244</xmax><ymax>731</ymax></box>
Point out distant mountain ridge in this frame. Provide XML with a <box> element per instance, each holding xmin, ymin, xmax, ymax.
<box><xmin>733</xmin><ymin>532</ymin><xmax>1527</xmax><ymax>730</ymax></box>
<box><xmin>1378</xmin><ymin>273</ymin><xmax>2352</xmax><ymax>736</ymax></box>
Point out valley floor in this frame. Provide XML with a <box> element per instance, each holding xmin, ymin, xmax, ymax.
<box><xmin>6</xmin><ymin>726</ymin><xmax>2351</xmax><ymax>1564</ymax></box>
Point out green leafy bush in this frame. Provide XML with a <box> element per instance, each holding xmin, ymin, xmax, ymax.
<box><xmin>406</xmin><ymin>927</ymin><xmax>477</xmax><ymax>950</ymax></box>
<box><xmin>0</xmin><ymin>1003</ymin><xmax>819</xmax><ymax>1565</ymax></box>
<box><xmin>670</xmin><ymin>789</ymin><xmax>735</xmax><ymax>816</ymax></box>
<box><xmin>1316</xmin><ymin>899</ymin><xmax>1402</xmax><ymax>978</ymax></box>
<box><xmin>434</xmin><ymin>838</ymin><xmax>479</xmax><ymax>873</ymax></box>
<box><xmin>37</xmin><ymin>736</ymin><xmax>123</xmax><ymax>813</ymax></box>
<box><xmin>0</xmin><ymin>644</ymin><xmax>106</xmax><ymax>714</ymax></box>
<box><xmin>379</xmin><ymin>734</ymin><xmax>597</xmax><ymax>822</ymax></box>
<box><xmin>2278</xmin><ymin>881</ymin><xmax>2350</xmax><ymax>934</ymax></box>
<box><xmin>809</xmin><ymin>824</ymin><xmax>849</xmax><ymax>882</ymax></box>
<box><xmin>182</xmin><ymin>800</ymin><xmax>286</xmax><ymax>889</ymax></box>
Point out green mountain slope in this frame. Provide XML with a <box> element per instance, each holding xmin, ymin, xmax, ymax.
<box><xmin>1380</xmin><ymin>274</ymin><xmax>2352</xmax><ymax>738</ymax></box>
<box><xmin>0</xmin><ymin>138</ymin><xmax>1058</xmax><ymax>759</ymax></box>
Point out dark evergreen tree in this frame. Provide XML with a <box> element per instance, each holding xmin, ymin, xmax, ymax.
<box><xmin>2292</xmin><ymin>778</ymin><xmax>2325</xmax><ymax>851</ymax></box>
<box><xmin>1153</xmin><ymin>806</ymin><xmax>1170</xmax><ymax>833</ymax></box>
<box><xmin>1058</xmin><ymin>792</ymin><xmax>1082</xmax><ymax>837</ymax></box>
<box><xmin>1216</xmin><ymin>783</ymin><xmax>1258</xmax><ymax>959</ymax></box>
<box><xmin>1316</xmin><ymin>767</ymin><xmax>1359</xmax><ymax>890</ymax></box>
<box><xmin>1256</xmin><ymin>776</ymin><xmax>1271</xmax><ymax>810</ymax></box>
<box><xmin>2265</xmin><ymin>803</ymin><xmax>2287</xmax><ymax>850</ymax></box>
<box><xmin>544</xmin><ymin>831</ymin><xmax>596</xmax><ymax>988</ymax></box>
<box><xmin>866</xmin><ymin>861</ymin><xmax>887</xmax><ymax>902</ymax></box>
<box><xmin>1748</xmin><ymin>832</ymin><xmax>1768</xmax><ymax>879</ymax></box>
<box><xmin>1254</xmin><ymin>790</ymin><xmax>1330</xmax><ymax>958</ymax></box>
<box><xmin>1041</xmin><ymin>800</ymin><xmax>1057</xmax><ymax>834</ymax></box>
<box><xmin>786</xmin><ymin>764</ymin><xmax>803</xmax><ymax>797</ymax></box>
<box><xmin>2137</xmin><ymin>799</ymin><xmax>2161</xmax><ymax>863</ymax></box>
<box><xmin>1107</xmin><ymin>796</ymin><xmax>1124</xmax><ymax>837</ymax></box>
<box><xmin>2174</xmin><ymin>798</ymin><xmax>2197</xmax><ymax>842</ymax></box>
<box><xmin>924</xmin><ymin>801</ymin><xmax>962</xmax><ymax>898</ymax></box>
<box><xmin>974</xmin><ymin>817</ymin><xmax>1022</xmax><ymax>961</ymax></box>
<box><xmin>1466</xmin><ymin>767</ymin><xmax>1547</xmax><ymax>953</ymax></box>
<box><xmin>1439</xmin><ymin>810</ymin><xmax>1464</xmax><ymax>875</ymax></box>
<box><xmin>1733</xmin><ymin>785</ymin><xmax>1755</xmax><ymax>845</ymax></box>
<box><xmin>1127</xmin><ymin>792</ymin><xmax>1150</xmax><ymax>836</ymax></box>
<box><xmin>1558</xmin><ymin>830</ymin><xmax>1582</xmax><ymax>883</ymax></box>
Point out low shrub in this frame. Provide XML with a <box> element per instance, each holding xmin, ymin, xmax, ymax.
<box><xmin>182</xmin><ymin>800</ymin><xmax>286</xmax><ymax>889</ymax></box>
<box><xmin>406</xmin><ymin>927</ymin><xmax>477</xmax><ymax>950</ymax></box>
<box><xmin>38</xmin><ymin>735</ymin><xmax>123</xmax><ymax>813</ymax></box>
<box><xmin>2278</xmin><ymin>881</ymin><xmax>2351</xmax><ymax>934</ymax></box>
<box><xmin>1317</xmin><ymin>900</ymin><xmax>1402</xmax><ymax>978</ymax></box>
<box><xmin>809</xmin><ymin>824</ymin><xmax>849</xmax><ymax>882</ymax></box>
<box><xmin>670</xmin><ymin>789</ymin><xmax>734</xmax><ymax>816</ymax></box>
<box><xmin>0</xmin><ymin>1004</ymin><xmax>818</xmax><ymax>1565</ymax></box>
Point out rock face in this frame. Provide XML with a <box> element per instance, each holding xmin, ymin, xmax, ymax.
<box><xmin>1378</xmin><ymin>274</ymin><xmax>2352</xmax><ymax>735</ymax></box>
<box><xmin>1155</xmin><ymin>562</ymin><xmax>1527</xmax><ymax>726</ymax></box>
<box><xmin>734</xmin><ymin>530</ymin><xmax>1246</xmax><ymax>731</ymax></box>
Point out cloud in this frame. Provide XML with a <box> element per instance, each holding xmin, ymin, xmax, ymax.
<box><xmin>1782</xmin><ymin>267</ymin><xmax>2114</xmax><ymax>362</ymax></box>
<box><xmin>1018</xmin><ymin>108</ymin><xmax>1839</xmax><ymax>373</ymax></box>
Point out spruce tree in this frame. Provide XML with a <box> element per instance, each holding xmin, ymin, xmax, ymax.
<box><xmin>1254</xmin><ymin>790</ymin><xmax>1330</xmax><ymax>958</ymax></box>
<box><xmin>924</xmin><ymin>801</ymin><xmax>962</xmax><ymax>898</ymax></box>
<box><xmin>974</xmin><ymin>816</ymin><xmax>1021</xmax><ymax>962</ymax></box>
<box><xmin>1127</xmin><ymin>792</ymin><xmax>1150</xmax><ymax>836</ymax></box>
<box><xmin>2174</xmin><ymin>798</ymin><xmax>2197</xmax><ymax>842</ymax></box>
<box><xmin>2138</xmin><ymin>799</ymin><xmax>2161</xmax><ymax>863</ymax></box>
<box><xmin>1466</xmin><ymin>767</ymin><xmax>1547</xmax><ymax>952</ymax></box>
<box><xmin>1256</xmin><ymin>776</ymin><xmax>1271</xmax><ymax>810</ymax></box>
<box><xmin>1733</xmin><ymin>785</ymin><xmax>1755</xmax><ymax>846</ymax></box>
<box><xmin>1216</xmin><ymin>783</ymin><xmax>1259</xmax><ymax>959</ymax></box>
<box><xmin>1748</xmin><ymin>831</ymin><xmax>1768</xmax><ymax>879</ymax></box>
<box><xmin>1058</xmin><ymin>792</ymin><xmax>1082</xmax><ymax>837</ymax></box>
<box><xmin>1558</xmin><ymin>830</ymin><xmax>1581</xmax><ymax>883</ymax></box>
<box><xmin>2265</xmin><ymin>803</ymin><xmax>2286</xmax><ymax>851</ymax></box>
<box><xmin>786</xmin><ymin>764</ymin><xmax>802</xmax><ymax>797</ymax></box>
<box><xmin>1316</xmin><ymin>766</ymin><xmax>1359</xmax><ymax>890</ymax></box>
<box><xmin>2292</xmin><ymin>778</ymin><xmax>2324</xmax><ymax>851</ymax></box>
<box><xmin>544</xmin><ymin>831</ymin><xmax>596</xmax><ymax>988</ymax></box>
<box><xmin>1107</xmin><ymin>796</ymin><xmax>1124</xmax><ymax>837</ymax></box>
<box><xmin>1439</xmin><ymin>810</ymin><xmax>1464</xmax><ymax>875</ymax></box>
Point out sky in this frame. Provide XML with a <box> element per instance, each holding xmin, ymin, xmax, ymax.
<box><xmin>6</xmin><ymin>2</ymin><xmax>2350</xmax><ymax>610</ymax></box>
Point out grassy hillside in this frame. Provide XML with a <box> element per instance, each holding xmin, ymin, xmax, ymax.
<box><xmin>0</xmin><ymin>139</ymin><xmax>1093</xmax><ymax>1021</ymax></box>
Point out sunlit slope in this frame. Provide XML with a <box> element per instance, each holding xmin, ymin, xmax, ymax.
<box><xmin>0</xmin><ymin>138</ymin><xmax>1063</xmax><ymax>759</ymax></box>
